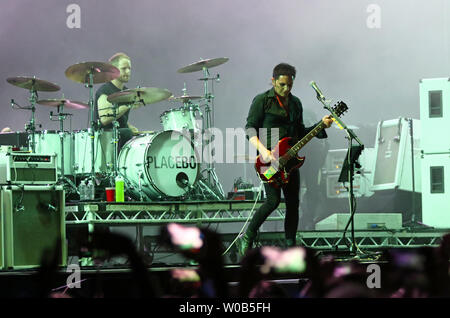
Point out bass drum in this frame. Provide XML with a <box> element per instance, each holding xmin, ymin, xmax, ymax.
<box><xmin>118</xmin><ymin>130</ymin><xmax>199</xmax><ymax>200</ymax></box>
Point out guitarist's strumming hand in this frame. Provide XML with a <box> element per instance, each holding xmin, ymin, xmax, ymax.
<box><xmin>249</xmin><ymin>136</ymin><xmax>276</xmax><ymax>163</ymax></box>
<box><xmin>260</xmin><ymin>148</ymin><xmax>276</xmax><ymax>164</ymax></box>
<box><xmin>322</xmin><ymin>115</ymin><xmax>333</xmax><ymax>128</ymax></box>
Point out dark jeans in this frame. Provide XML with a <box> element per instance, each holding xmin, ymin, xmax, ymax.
<box><xmin>247</xmin><ymin>168</ymin><xmax>300</xmax><ymax>241</ymax></box>
<box><xmin>118</xmin><ymin>128</ymin><xmax>133</xmax><ymax>151</ymax></box>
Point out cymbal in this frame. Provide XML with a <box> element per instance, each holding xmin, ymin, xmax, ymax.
<box><xmin>177</xmin><ymin>57</ymin><xmax>229</xmax><ymax>73</ymax></box>
<box><xmin>107</xmin><ymin>87</ymin><xmax>172</xmax><ymax>105</ymax></box>
<box><xmin>169</xmin><ymin>95</ymin><xmax>203</xmax><ymax>103</ymax></box>
<box><xmin>65</xmin><ymin>61</ymin><xmax>120</xmax><ymax>84</ymax></box>
<box><xmin>37</xmin><ymin>99</ymin><xmax>89</xmax><ymax>110</ymax></box>
<box><xmin>6</xmin><ymin>76</ymin><xmax>60</xmax><ymax>92</ymax></box>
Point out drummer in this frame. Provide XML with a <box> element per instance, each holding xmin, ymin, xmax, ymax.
<box><xmin>94</xmin><ymin>52</ymin><xmax>140</xmax><ymax>149</ymax></box>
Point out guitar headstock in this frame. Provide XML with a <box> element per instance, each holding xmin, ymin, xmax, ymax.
<box><xmin>332</xmin><ymin>101</ymin><xmax>348</xmax><ymax>117</ymax></box>
<box><xmin>330</xmin><ymin>101</ymin><xmax>348</xmax><ymax>129</ymax></box>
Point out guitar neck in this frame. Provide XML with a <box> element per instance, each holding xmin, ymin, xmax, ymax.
<box><xmin>284</xmin><ymin>121</ymin><xmax>326</xmax><ymax>159</ymax></box>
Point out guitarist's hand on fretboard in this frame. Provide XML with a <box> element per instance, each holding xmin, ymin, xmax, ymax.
<box><xmin>322</xmin><ymin>115</ymin><xmax>333</xmax><ymax>128</ymax></box>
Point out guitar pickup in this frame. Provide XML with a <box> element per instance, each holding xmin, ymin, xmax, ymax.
<box><xmin>263</xmin><ymin>166</ymin><xmax>278</xmax><ymax>180</ymax></box>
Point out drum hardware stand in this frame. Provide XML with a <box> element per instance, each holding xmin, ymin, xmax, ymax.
<box><xmin>198</xmin><ymin>67</ymin><xmax>225</xmax><ymax>199</ymax></box>
<box><xmin>22</xmin><ymin>83</ymin><xmax>39</xmax><ymax>153</ymax></box>
<box><xmin>49</xmin><ymin>104</ymin><xmax>78</xmax><ymax>193</ymax></box>
<box><xmin>110</xmin><ymin>103</ymin><xmax>121</xmax><ymax>182</ymax></box>
<box><xmin>84</xmin><ymin>69</ymin><xmax>98</xmax><ymax>182</ymax></box>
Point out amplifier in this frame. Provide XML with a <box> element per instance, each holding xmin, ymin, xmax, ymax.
<box><xmin>1</xmin><ymin>185</ymin><xmax>66</xmax><ymax>269</ymax></box>
<box><xmin>326</xmin><ymin>173</ymin><xmax>374</xmax><ymax>199</ymax></box>
<box><xmin>0</xmin><ymin>146</ymin><xmax>57</xmax><ymax>185</ymax></box>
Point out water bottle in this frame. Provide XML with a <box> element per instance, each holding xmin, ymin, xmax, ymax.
<box><xmin>78</xmin><ymin>180</ymin><xmax>87</xmax><ymax>201</ymax></box>
<box><xmin>87</xmin><ymin>179</ymin><xmax>95</xmax><ymax>201</ymax></box>
<box><xmin>115</xmin><ymin>175</ymin><xmax>125</xmax><ymax>202</ymax></box>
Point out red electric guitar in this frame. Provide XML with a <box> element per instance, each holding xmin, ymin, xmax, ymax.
<box><xmin>254</xmin><ymin>101</ymin><xmax>348</xmax><ymax>187</ymax></box>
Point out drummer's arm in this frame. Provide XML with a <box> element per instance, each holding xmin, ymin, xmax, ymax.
<box><xmin>97</xmin><ymin>94</ymin><xmax>131</xmax><ymax>127</ymax></box>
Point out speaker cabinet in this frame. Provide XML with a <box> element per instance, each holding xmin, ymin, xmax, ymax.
<box><xmin>421</xmin><ymin>154</ymin><xmax>450</xmax><ymax>228</ymax></box>
<box><xmin>419</xmin><ymin>78</ymin><xmax>450</xmax><ymax>152</ymax></box>
<box><xmin>1</xmin><ymin>185</ymin><xmax>66</xmax><ymax>269</ymax></box>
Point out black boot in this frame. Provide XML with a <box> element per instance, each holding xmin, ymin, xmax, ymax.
<box><xmin>237</xmin><ymin>231</ymin><xmax>255</xmax><ymax>256</ymax></box>
<box><xmin>285</xmin><ymin>238</ymin><xmax>296</xmax><ymax>248</ymax></box>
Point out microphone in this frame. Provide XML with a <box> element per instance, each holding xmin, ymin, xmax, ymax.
<box><xmin>309</xmin><ymin>81</ymin><xmax>325</xmax><ymax>101</ymax></box>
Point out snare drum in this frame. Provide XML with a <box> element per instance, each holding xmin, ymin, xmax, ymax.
<box><xmin>35</xmin><ymin>130</ymin><xmax>74</xmax><ymax>175</ymax></box>
<box><xmin>118</xmin><ymin>130</ymin><xmax>199</xmax><ymax>200</ymax></box>
<box><xmin>160</xmin><ymin>106</ymin><xmax>201</xmax><ymax>133</ymax></box>
<box><xmin>73</xmin><ymin>129</ymin><xmax>114</xmax><ymax>175</ymax></box>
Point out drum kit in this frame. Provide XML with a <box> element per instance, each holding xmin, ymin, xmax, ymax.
<box><xmin>6</xmin><ymin>57</ymin><xmax>229</xmax><ymax>201</ymax></box>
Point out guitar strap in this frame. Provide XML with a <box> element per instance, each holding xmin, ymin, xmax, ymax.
<box><xmin>275</xmin><ymin>94</ymin><xmax>289</xmax><ymax>115</ymax></box>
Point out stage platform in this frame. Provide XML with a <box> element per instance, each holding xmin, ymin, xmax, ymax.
<box><xmin>64</xmin><ymin>200</ymin><xmax>450</xmax><ymax>266</ymax></box>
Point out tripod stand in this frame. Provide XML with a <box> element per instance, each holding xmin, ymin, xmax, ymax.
<box><xmin>198</xmin><ymin>67</ymin><xmax>225</xmax><ymax>199</ymax></box>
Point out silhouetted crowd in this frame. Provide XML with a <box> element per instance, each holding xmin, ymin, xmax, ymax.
<box><xmin>20</xmin><ymin>225</ymin><xmax>450</xmax><ymax>298</ymax></box>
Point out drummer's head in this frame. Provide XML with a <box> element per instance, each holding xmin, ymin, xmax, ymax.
<box><xmin>109</xmin><ymin>52</ymin><xmax>131</xmax><ymax>84</ymax></box>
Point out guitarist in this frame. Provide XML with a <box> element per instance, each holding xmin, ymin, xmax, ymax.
<box><xmin>239</xmin><ymin>63</ymin><xmax>333</xmax><ymax>255</ymax></box>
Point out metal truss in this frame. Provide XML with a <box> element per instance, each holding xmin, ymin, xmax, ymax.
<box><xmin>65</xmin><ymin>200</ymin><xmax>286</xmax><ymax>225</ymax></box>
<box><xmin>65</xmin><ymin>201</ymin><xmax>448</xmax><ymax>255</ymax></box>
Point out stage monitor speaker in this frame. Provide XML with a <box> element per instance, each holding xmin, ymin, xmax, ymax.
<box><xmin>371</xmin><ymin>118</ymin><xmax>421</xmax><ymax>192</ymax></box>
<box><xmin>1</xmin><ymin>185</ymin><xmax>66</xmax><ymax>269</ymax></box>
<box><xmin>419</xmin><ymin>78</ymin><xmax>450</xmax><ymax>152</ymax></box>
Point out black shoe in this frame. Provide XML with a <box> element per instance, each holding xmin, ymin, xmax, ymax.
<box><xmin>285</xmin><ymin>238</ymin><xmax>296</xmax><ymax>248</ymax></box>
<box><xmin>237</xmin><ymin>233</ymin><xmax>254</xmax><ymax>256</ymax></box>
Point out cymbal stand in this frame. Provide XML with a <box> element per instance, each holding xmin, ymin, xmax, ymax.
<box><xmin>50</xmin><ymin>104</ymin><xmax>78</xmax><ymax>193</ymax></box>
<box><xmin>85</xmin><ymin>70</ymin><xmax>97</xmax><ymax>182</ymax></box>
<box><xmin>25</xmin><ymin>82</ymin><xmax>39</xmax><ymax>153</ymax></box>
<box><xmin>110</xmin><ymin>103</ymin><xmax>120</xmax><ymax>182</ymax></box>
<box><xmin>199</xmin><ymin>66</ymin><xmax>225</xmax><ymax>199</ymax></box>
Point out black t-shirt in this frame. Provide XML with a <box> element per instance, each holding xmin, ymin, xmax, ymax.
<box><xmin>94</xmin><ymin>82</ymin><xmax>130</xmax><ymax>129</ymax></box>
<box><xmin>245</xmin><ymin>87</ymin><xmax>327</xmax><ymax>150</ymax></box>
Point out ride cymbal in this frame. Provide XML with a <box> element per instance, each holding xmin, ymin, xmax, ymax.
<box><xmin>107</xmin><ymin>87</ymin><xmax>172</xmax><ymax>105</ymax></box>
<box><xmin>6</xmin><ymin>76</ymin><xmax>60</xmax><ymax>92</ymax></box>
<box><xmin>65</xmin><ymin>61</ymin><xmax>120</xmax><ymax>84</ymax></box>
<box><xmin>177</xmin><ymin>57</ymin><xmax>229</xmax><ymax>73</ymax></box>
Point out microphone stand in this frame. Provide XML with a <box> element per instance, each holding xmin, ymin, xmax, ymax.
<box><xmin>315</xmin><ymin>92</ymin><xmax>364</xmax><ymax>256</ymax></box>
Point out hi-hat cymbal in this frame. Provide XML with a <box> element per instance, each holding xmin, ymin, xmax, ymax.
<box><xmin>107</xmin><ymin>87</ymin><xmax>173</xmax><ymax>105</ymax></box>
<box><xmin>177</xmin><ymin>57</ymin><xmax>229</xmax><ymax>73</ymax></box>
<box><xmin>65</xmin><ymin>61</ymin><xmax>120</xmax><ymax>84</ymax></box>
<box><xmin>37</xmin><ymin>99</ymin><xmax>88</xmax><ymax>110</ymax></box>
<box><xmin>169</xmin><ymin>95</ymin><xmax>203</xmax><ymax>103</ymax></box>
<box><xmin>6</xmin><ymin>76</ymin><xmax>60</xmax><ymax>92</ymax></box>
